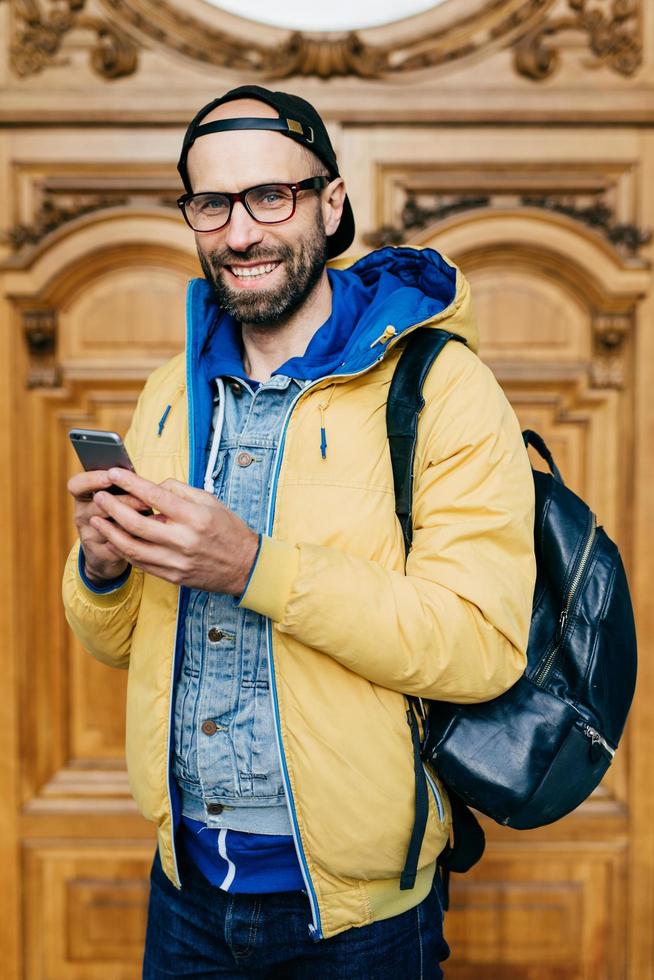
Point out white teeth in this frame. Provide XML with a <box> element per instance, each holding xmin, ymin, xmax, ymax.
<box><xmin>230</xmin><ymin>263</ymin><xmax>278</xmax><ymax>279</ymax></box>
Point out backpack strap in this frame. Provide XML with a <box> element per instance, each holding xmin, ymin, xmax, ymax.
<box><xmin>387</xmin><ymin>328</ymin><xmax>463</xmax><ymax>555</ymax></box>
<box><xmin>522</xmin><ymin>429</ymin><xmax>564</xmax><ymax>484</ymax></box>
<box><xmin>387</xmin><ymin>326</ymin><xmax>485</xmax><ymax>894</ymax></box>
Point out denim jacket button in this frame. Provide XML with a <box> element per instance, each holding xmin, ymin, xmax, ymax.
<box><xmin>236</xmin><ymin>451</ymin><xmax>254</xmax><ymax>467</ymax></box>
<box><xmin>201</xmin><ymin>720</ymin><xmax>218</xmax><ymax>736</ymax></box>
<box><xmin>206</xmin><ymin>803</ymin><xmax>224</xmax><ymax>815</ymax></box>
<box><xmin>208</xmin><ymin>627</ymin><xmax>224</xmax><ymax>642</ymax></box>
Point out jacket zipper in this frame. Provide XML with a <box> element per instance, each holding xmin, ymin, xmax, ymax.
<box><xmin>263</xmin><ymin>359</ymin><xmax>390</xmax><ymax>940</ymax></box>
<box><xmin>165</xmin><ymin>285</ymin><xmax>203</xmax><ymax>889</ymax></box>
<box><xmin>535</xmin><ymin>512</ymin><xmax>597</xmax><ymax>686</ymax></box>
<box><xmin>166</xmin><ymin>598</ymin><xmax>184</xmax><ymax>887</ymax></box>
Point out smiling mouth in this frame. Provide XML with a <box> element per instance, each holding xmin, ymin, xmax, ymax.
<box><xmin>227</xmin><ymin>262</ymin><xmax>281</xmax><ymax>282</ymax></box>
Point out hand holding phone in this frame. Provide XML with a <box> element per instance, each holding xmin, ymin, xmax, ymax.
<box><xmin>67</xmin><ymin>428</ymin><xmax>150</xmax><ymax>585</ymax></box>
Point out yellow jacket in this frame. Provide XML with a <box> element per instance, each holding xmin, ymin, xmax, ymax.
<box><xmin>62</xmin><ymin>247</ymin><xmax>536</xmax><ymax>939</ymax></box>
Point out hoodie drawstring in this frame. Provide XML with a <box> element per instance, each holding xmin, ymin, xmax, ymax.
<box><xmin>204</xmin><ymin>378</ymin><xmax>226</xmax><ymax>492</ymax></box>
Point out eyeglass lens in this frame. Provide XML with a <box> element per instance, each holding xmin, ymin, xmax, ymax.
<box><xmin>185</xmin><ymin>185</ymin><xmax>296</xmax><ymax>231</ymax></box>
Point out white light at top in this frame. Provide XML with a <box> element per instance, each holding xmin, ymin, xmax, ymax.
<box><xmin>203</xmin><ymin>0</ymin><xmax>447</xmax><ymax>32</ymax></box>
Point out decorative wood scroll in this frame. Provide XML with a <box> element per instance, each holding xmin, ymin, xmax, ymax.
<box><xmin>4</xmin><ymin>194</ymin><xmax>129</xmax><ymax>251</ymax></box>
<box><xmin>6</xmin><ymin>0</ymin><xmax>643</xmax><ymax>82</ymax></box>
<box><xmin>22</xmin><ymin>308</ymin><xmax>61</xmax><ymax>388</ymax></box>
<box><xmin>9</xmin><ymin>0</ymin><xmax>138</xmax><ymax>79</ymax></box>
<box><xmin>591</xmin><ymin>311</ymin><xmax>633</xmax><ymax>388</ymax></box>
<box><xmin>515</xmin><ymin>0</ymin><xmax>642</xmax><ymax>81</ymax></box>
<box><xmin>364</xmin><ymin>192</ymin><xmax>651</xmax><ymax>257</ymax></box>
<box><xmin>2</xmin><ymin>168</ymin><xmax>183</xmax><ymax>256</ymax></box>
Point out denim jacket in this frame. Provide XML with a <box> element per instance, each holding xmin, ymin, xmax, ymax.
<box><xmin>173</xmin><ymin>374</ymin><xmax>306</xmax><ymax>835</ymax></box>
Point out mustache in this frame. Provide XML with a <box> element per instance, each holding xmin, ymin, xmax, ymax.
<box><xmin>207</xmin><ymin>245</ymin><xmax>292</xmax><ymax>266</ymax></box>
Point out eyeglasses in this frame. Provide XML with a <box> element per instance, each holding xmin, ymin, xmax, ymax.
<box><xmin>177</xmin><ymin>177</ymin><xmax>330</xmax><ymax>233</ymax></box>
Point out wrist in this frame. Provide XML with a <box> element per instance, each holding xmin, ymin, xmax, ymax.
<box><xmin>232</xmin><ymin>531</ymin><xmax>262</xmax><ymax>598</ymax></box>
<box><xmin>80</xmin><ymin>549</ymin><xmax>128</xmax><ymax>586</ymax></box>
<box><xmin>85</xmin><ymin>566</ymin><xmax>125</xmax><ymax>586</ymax></box>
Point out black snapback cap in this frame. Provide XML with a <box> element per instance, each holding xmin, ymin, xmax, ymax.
<box><xmin>177</xmin><ymin>85</ymin><xmax>355</xmax><ymax>259</ymax></box>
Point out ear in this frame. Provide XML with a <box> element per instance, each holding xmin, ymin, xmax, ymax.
<box><xmin>321</xmin><ymin>177</ymin><xmax>346</xmax><ymax>237</ymax></box>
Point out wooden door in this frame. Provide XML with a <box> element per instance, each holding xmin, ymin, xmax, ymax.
<box><xmin>1</xmin><ymin>207</ymin><xmax>199</xmax><ymax>979</ymax></box>
<box><xmin>1</xmin><ymin>1</ymin><xmax>653</xmax><ymax>975</ymax></box>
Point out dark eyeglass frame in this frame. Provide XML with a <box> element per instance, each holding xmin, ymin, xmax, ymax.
<box><xmin>176</xmin><ymin>176</ymin><xmax>330</xmax><ymax>233</ymax></box>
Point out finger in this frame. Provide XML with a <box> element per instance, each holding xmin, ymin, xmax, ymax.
<box><xmin>90</xmin><ymin>515</ymin><xmax>182</xmax><ymax>570</ymax></box>
<box><xmin>107</xmin><ymin>468</ymin><xmax>191</xmax><ymax>521</ymax></box>
<box><xmin>93</xmin><ymin>491</ymin><xmax>153</xmax><ymax>515</ymax></box>
<box><xmin>160</xmin><ymin>479</ymin><xmax>217</xmax><ymax>506</ymax></box>
<box><xmin>94</xmin><ymin>491</ymin><xmax>181</xmax><ymax>545</ymax></box>
<box><xmin>79</xmin><ymin>524</ymin><xmax>127</xmax><ymax>562</ymax></box>
<box><xmin>67</xmin><ymin>469</ymin><xmax>112</xmax><ymax>500</ymax></box>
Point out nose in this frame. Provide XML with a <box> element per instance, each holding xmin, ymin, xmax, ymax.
<box><xmin>223</xmin><ymin>200</ymin><xmax>264</xmax><ymax>252</ymax></box>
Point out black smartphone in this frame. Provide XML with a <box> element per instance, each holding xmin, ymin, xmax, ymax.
<box><xmin>68</xmin><ymin>428</ymin><xmax>135</xmax><ymax>494</ymax></box>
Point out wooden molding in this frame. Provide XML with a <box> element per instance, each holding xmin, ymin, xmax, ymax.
<box><xmin>6</xmin><ymin>0</ymin><xmax>644</xmax><ymax>82</ymax></box>
<box><xmin>21</xmin><ymin>308</ymin><xmax>61</xmax><ymax>388</ymax></box>
<box><xmin>514</xmin><ymin>0</ymin><xmax>643</xmax><ymax>81</ymax></box>
<box><xmin>592</xmin><ymin>311</ymin><xmax>634</xmax><ymax>388</ymax></box>
<box><xmin>9</xmin><ymin>0</ymin><xmax>138</xmax><ymax>79</ymax></box>
<box><xmin>4</xmin><ymin>193</ymin><xmax>130</xmax><ymax>253</ymax></box>
<box><xmin>366</xmin><ymin>189</ymin><xmax>651</xmax><ymax>260</ymax></box>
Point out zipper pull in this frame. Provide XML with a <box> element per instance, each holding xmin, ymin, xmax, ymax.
<box><xmin>582</xmin><ymin>724</ymin><xmax>615</xmax><ymax>762</ymax></box>
<box><xmin>319</xmin><ymin>403</ymin><xmax>328</xmax><ymax>460</ymax></box>
<box><xmin>556</xmin><ymin>609</ymin><xmax>568</xmax><ymax>642</ymax></box>
<box><xmin>157</xmin><ymin>404</ymin><xmax>172</xmax><ymax>436</ymax></box>
<box><xmin>583</xmin><ymin>725</ymin><xmax>603</xmax><ymax>763</ymax></box>
<box><xmin>370</xmin><ymin>324</ymin><xmax>397</xmax><ymax>348</ymax></box>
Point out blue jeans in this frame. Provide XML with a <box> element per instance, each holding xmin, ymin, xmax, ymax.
<box><xmin>143</xmin><ymin>845</ymin><xmax>450</xmax><ymax>979</ymax></box>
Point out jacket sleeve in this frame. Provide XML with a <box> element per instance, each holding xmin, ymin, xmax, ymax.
<box><xmin>61</xmin><ymin>389</ymin><xmax>147</xmax><ymax>670</ymax></box>
<box><xmin>240</xmin><ymin>343</ymin><xmax>536</xmax><ymax>703</ymax></box>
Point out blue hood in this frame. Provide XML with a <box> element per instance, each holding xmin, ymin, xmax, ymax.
<box><xmin>184</xmin><ymin>246</ymin><xmax>467</xmax><ymax>486</ymax></box>
<box><xmin>188</xmin><ymin>247</ymin><xmax>463</xmax><ymax>384</ymax></box>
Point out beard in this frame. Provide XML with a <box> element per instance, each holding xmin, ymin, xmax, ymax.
<box><xmin>198</xmin><ymin>211</ymin><xmax>329</xmax><ymax>328</ymax></box>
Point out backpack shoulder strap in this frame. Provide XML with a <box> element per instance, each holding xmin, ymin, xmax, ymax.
<box><xmin>387</xmin><ymin>327</ymin><xmax>465</xmax><ymax>553</ymax></box>
<box><xmin>386</xmin><ymin>326</ymin><xmax>485</xmax><ymax>897</ymax></box>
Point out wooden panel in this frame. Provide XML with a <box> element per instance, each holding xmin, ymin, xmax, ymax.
<box><xmin>471</xmin><ymin>265</ymin><xmax>591</xmax><ymax>362</ymax></box>
<box><xmin>16</xmin><ymin>379</ymin><xmax>146</xmax><ymax>809</ymax></box>
<box><xmin>60</xmin><ymin>259</ymin><xmax>188</xmax><ymax>366</ymax></box>
<box><xmin>23</xmin><ymin>843</ymin><xmax>152</xmax><ymax>980</ymax></box>
<box><xmin>446</xmin><ymin>843</ymin><xmax>627</xmax><ymax>979</ymax></box>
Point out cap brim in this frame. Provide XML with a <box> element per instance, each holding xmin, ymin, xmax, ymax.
<box><xmin>327</xmin><ymin>194</ymin><xmax>355</xmax><ymax>259</ymax></box>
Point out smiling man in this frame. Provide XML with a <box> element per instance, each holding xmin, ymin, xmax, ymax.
<box><xmin>62</xmin><ymin>85</ymin><xmax>536</xmax><ymax>979</ymax></box>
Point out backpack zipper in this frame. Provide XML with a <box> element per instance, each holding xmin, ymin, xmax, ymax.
<box><xmin>581</xmin><ymin>723</ymin><xmax>615</xmax><ymax>759</ymax></box>
<box><xmin>534</xmin><ymin>512</ymin><xmax>597</xmax><ymax>686</ymax></box>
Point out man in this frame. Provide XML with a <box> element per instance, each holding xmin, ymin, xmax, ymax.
<box><xmin>62</xmin><ymin>85</ymin><xmax>536</xmax><ymax>978</ymax></box>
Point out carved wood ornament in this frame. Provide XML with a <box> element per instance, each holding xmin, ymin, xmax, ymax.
<box><xmin>22</xmin><ymin>308</ymin><xmax>61</xmax><ymax>388</ymax></box>
<box><xmin>9</xmin><ymin>0</ymin><xmax>137</xmax><ymax>78</ymax></box>
<box><xmin>364</xmin><ymin>191</ymin><xmax>651</xmax><ymax>257</ymax></box>
<box><xmin>4</xmin><ymin>194</ymin><xmax>130</xmax><ymax>250</ymax></box>
<box><xmin>7</xmin><ymin>0</ymin><xmax>643</xmax><ymax>81</ymax></box>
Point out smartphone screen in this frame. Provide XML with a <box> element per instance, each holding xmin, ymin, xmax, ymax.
<box><xmin>68</xmin><ymin>428</ymin><xmax>135</xmax><ymax>494</ymax></box>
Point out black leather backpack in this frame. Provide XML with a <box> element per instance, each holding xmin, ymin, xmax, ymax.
<box><xmin>388</xmin><ymin>328</ymin><xmax>637</xmax><ymax>894</ymax></box>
